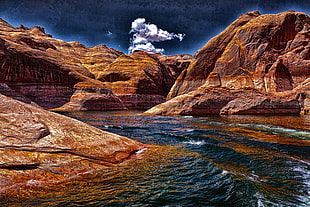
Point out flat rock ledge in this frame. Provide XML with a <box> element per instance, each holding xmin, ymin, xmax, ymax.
<box><xmin>0</xmin><ymin>94</ymin><xmax>146</xmax><ymax>196</ymax></box>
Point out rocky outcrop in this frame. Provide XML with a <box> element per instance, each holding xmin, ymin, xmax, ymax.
<box><xmin>0</xmin><ymin>19</ymin><xmax>191</xmax><ymax>110</ymax></box>
<box><xmin>144</xmin><ymin>86</ymin><xmax>301</xmax><ymax>115</ymax></box>
<box><xmin>146</xmin><ymin>11</ymin><xmax>310</xmax><ymax>115</ymax></box>
<box><xmin>55</xmin><ymin>86</ymin><xmax>127</xmax><ymax>111</ymax></box>
<box><xmin>168</xmin><ymin>11</ymin><xmax>310</xmax><ymax>99</ymax></box>
<box><xmin>0</xmin><ymin>18</ymin><xmax>123</xmax><ymax>109</ymax></box>
<box><xmin>167</xmin><ymin>11</ymin><xmax>261</xmax><ymax>99</ymax></box>
<box><xmin>0</xmin><ymin>93</ymin><xmax>145</xmax><ymax>194</ymax></box>
<box><xmin>157</xmin><ymin>54</ymin><xmax>193</xmax><ymax>80</ymax></box>
<box><xmin>220</xmin><ymin>95</ymin><xmax>301</xmax><ymax>115</ymax></box>
<box><xmin>94</xmin><ymin>51</ymin><xmax>192</xmax><ymax>109</ymax></box>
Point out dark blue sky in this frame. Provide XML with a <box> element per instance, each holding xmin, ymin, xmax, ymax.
<box><xmin>0</xmin><ymin>0</ymin><xmax>309</xmax><ymax>55</ymax></box>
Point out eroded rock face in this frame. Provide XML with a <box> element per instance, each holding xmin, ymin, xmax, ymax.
<box><xmin>94</xmin><ymin>51</ymin><xmax>191</xmax><ymax>109</ymax></box>
<box><xmin>144</xmin><ymin>87</ymin><xmax>301</xmax><ymax>115</ymax></box>
<box><xmin>56</xmin><ymin>86</ymin><xmax>127</xmax><ymax>111</ymax></box>
<box><xmin>0</xmin><ymin>19</ymin><xmax>191</xmax><ymax>110</ymax></box>
<box><xmin>146</xmin><ymin>11</ymin><xmax>310</xmax><ymax>115</ymax></box>
<box><xmin>96</xmin><ymin>51</ymin><xmax>174</xmax><ymax>96</ymax></box>
<box><xmin>157</xmin><ymin>54</ymin><xmax>193</xmax><ymax>81</ymax></box>
<box><xmin>0</xmin><ymin>94</ymin><xmax>145</xmax><ymax>193</ymax></box>
<box><xmin>0</xmin><ymin>18</ymin><xmax>123</xmax><ymax>109</ymax></box>
<box><xmin>167</xmin><ymin>11</ymin><xmax>261</xmax><ymax>99</ymax></box>
<box><xmin>168</xmin><ymin>11</ymin><xmax>310</xmax><ymax>100</ymax></box>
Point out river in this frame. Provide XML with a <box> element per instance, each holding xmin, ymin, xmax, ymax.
<box><xmin>4</xmin><ymin>111</ymin><xmax>310</xmax><ymax>206</ymax></box>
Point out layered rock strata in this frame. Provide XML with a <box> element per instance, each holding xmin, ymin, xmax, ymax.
<box><xmin>0</xmin><ymin>18</ymin><xmax>121</xmax><ymax>109</ymax></box>
<box><xmin>0</xmin><ymin>19</ymin><xmax>191</xmax><ymax>110</ymax></box>
<box><xmin>95</xmin><ymin>51</ymin><xmax>192</xmax><ymax>109</ymax></box>
<box><xmin>146</xmin><ymin>11</ymin><xmax>310</xmax><ymax>115</ymax></box>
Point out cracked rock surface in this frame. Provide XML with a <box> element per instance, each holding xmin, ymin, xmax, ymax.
<box><xmin>0</xmin><ymin>94</ymin><xmax>145</xmax><ymax>194</ymax></box>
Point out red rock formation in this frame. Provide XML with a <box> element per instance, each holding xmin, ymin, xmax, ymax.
<box><xmin>168</xmin><ymin>11</ymin><xmax>310</xmax><ymax>99</ymax></box>
<box><xmin>0</xmin><ymin>18</ymin><xmax>124</xmax><ymax>109</ymax></box>
<box><xmin>157</xmin><ymin>54</ymin><xmax>193</xmax><ymax>80</ymax></box>
<box><xmin>0</xmin><ymin>93</ymin><xmax>145</xmax><ymax>194</ymax></box>
<box><xmin>95</xmin><ymin>51</ymin><xmax>192</xmax><ymax>109</ymax></box>
<box><xmin>0</xmin><ymin>19</ymin><xmax>191</xmax><ymax>110</ymax></box>
<box><xmin>145</xmin><ymin>11</ymin><xmax>310</xmax><ymax>115</ymax></box>
<box><xmin>167</xmin><ymin>11</ymin><xmax>261</xmax><ymax>99</ymax></box>
<box><xmin>55</xmin><ymin>86</ymin><xmax>127</xmax><ymax>111</ymax></box>
<box><xmin>144</xmin><ymin>87</ymin><xmax>301</xmax><ymax>115</ymax></box>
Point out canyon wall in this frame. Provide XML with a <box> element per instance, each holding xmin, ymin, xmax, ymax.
<box><xmin>145</xmin><ymin>11</ymin><xmax>310</xmax><ymax>115</ymax></box>
<box><xmin>0</xmin><ymin>19</ymin><xmax>191</xmax><ymax>110</ymax></box>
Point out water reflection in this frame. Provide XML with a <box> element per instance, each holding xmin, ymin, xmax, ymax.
<box><xmin>1</xmin><ymin>111</ymin><xmax>309</xmax><ymax>206</ymax></box>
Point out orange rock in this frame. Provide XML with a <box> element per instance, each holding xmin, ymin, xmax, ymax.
<box><xmin>146</xmin><ymin>11</ymin><xmax>310</xmax><ymax>115</ymax></box>
<box><xmin>167</xmin><ymin>11</ymin><xmax>261</xmax><ymax>99</ymax></box>
<box><xmin>0</xmin><ymin>18</ymin><xmax>124</xmax><ymax>109</ymax></box>
<box><xmin>95</xmin><ymin>51</ymin><xmax>191</xmax><ymax>108</ymax></box>
<box><xmin>144</xmin><ymin>87</ymin><xmax>302</xmax><ymax>115</ymax></box>
<box><xmin>0</xmin><ymin>94</ymin><xmax>145</xmax><ymax>193</ymax></box>
<box><xmin>0</xmin><ymin>19</ymin><xmax>191</xmax><ymax>110</ymax></box>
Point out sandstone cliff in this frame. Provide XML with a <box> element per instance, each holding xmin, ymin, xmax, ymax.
<box><xmin>0</xmin><ymin>19</ymin><xmax>191</xmax><ymax>110</ymax></box>
<box><xmin>145</xmin><ymin>11</ymin><xmax>310</xmax><ymax>115</ymax></box>
<box><xmin>0</xmin><ymin>18</ymin><xmax>123</xmax><ymax>110</ymax></box>
<box><xmin>95</xmin><ymin>51</ymin><xmax>192</xmax><ymax>108</ymax></box>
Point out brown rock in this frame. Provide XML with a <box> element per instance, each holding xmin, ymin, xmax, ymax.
<box><xmin>95</xmin><ymin>51</ymin><xmax>179</xmax><ymax>108</ymax></box>
<box><xmin>0</xmin><ymin>19</ymin><xmax>123</xmax><ymax>109</ymax></box>
<box><xmin>0</xmin><ymin>94</ymin><xmax>145</xmax><ymax>193</ymax></box>
<box><xmin>147</xmin><ymin>11</ymin><xmax>310</xmax><ymax>115</ymax></box>
<box><xmin>144</xmin><ymin>87</ymin><xmax>248</xmax><ymax>115</ymax></box>
<box><xmin>55</xmin><ymin>86</ymin><xmax>127</xmax><ymax>111</ymax></box>
<box><xmin>167</xmin><ymin>11</ymin><xmax>261</xmax><ymax>99</ymax></box>
<box><xmin>144</xmin><ymin>87</ymin><xmax>301</xmax><ymax>116</ymax></box>
<box><xmin>169</xmin><ymin>11</ymin><xmax>310</xmax><ymax>98</ymax></box>
<box><xmin>0</xmin><ymin>83</ymin><xmax>33</xmax><ymax>105</ymax></box>
<box><xmin>157</xmin><ymin>54</ymin><xmax>193</xmax><ymax>80</ymax></box>
<box><xmin>295</xmin><ymin>82</ymin><xmax>310</xmax><ymax>114</ymax></box>
<box><xmin>220</xmin><ymin>97</ymin><xmax>301</xmax><ymax>115</ymax></box>
<box><xmin>213</xmin><ymin>11</ymin><xmax>310</xmax><ymax>92</ymax></box>
<box><xmin>0</xmin><ymin>19</ymin><xmax>190</xmax><ymax>111</ymax></box>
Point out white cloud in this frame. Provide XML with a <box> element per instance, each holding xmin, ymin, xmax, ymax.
<box><xmin>128</xmin><ymin>18</ymin><xmax>185</xmax><ymax>54</ymax></box>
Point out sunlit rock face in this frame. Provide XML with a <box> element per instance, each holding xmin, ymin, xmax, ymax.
<box><xmin>168</xmin><ymin>11</ymin><xmax>310</xmax><ymax>98</ymax></box>
<box><xmin>0</xmin><ymin>18</ymin><xmax>124</xmax><ymax>109</ymax></box>
<box><xmin>144</xmin><ymin>87</ymin><xmax>301</xmax><ymax>115</ymax></box>
<box><xmin>0</xmin><ymin>19</ymin><xmax>191</xmax><ymax>110</ymax></box>
<box><xmin>146</xmin><ymin>11</ymin><xmax>310</xmax><ymax>115</ymax></box>
<box><xmin>0</xmin><ymin>93</ymin><xmax>145</xmax><ymax>194</ymax></box>
<box><xmin>167</xmin><ymin>11</ymin><xmax>261</xmax><ymax>99</ymax></box>
<box><xmin>95</xmin><ymin>50</ymin><xmax>192</xmax><ymax>109</ymax></box>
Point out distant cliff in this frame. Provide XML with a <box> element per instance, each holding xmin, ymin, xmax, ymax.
<box><xmin>145</xmin><ymin>11</ymin><xmax>310</xmax><ymax>115</ymax></box>
<box><xmin>0</xmin><ymin>19</ymin><xmax>192</xmax><ymax>110</ymax></box>
<box><xmin>1</xmin><ymin>11</ymin><xmax>309</xmax><ymax>115</ymax></box>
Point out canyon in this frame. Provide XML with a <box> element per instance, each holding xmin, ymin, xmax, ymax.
<box><xmin>0</xmin><ymin>18</ymin><xmax>192</xmax><ymax>110</ymax></box>
<box><xmin>0</xmin><ymin>10</ymin><xmax>310</xmax><ymax>195</ymax></box>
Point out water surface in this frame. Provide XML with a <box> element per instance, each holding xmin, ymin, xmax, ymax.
<box><xmin>2</xmin><ymin>111</ymin><xmax>310</xmax><ymax>206</ymax></box>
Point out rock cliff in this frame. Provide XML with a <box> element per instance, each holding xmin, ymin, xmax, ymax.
<box><xmin>0</xmin><ymin>93</ymin><xmax>145</xmax><ymax>194</ymax></box>
<box><xmin>145</xmin><ymin>11</ymin><xmax>310</xmax><ymax>115</ymax></box>
<box><xmin>0</xmin><ymin>19</ymin><xmax>191</xmax><ymax>110</ymax></box>
<box><xmin>0</xmin><ymin>18</ymin><xmax>122</xmax><ymax>110</ymax></box>
<box><xmin>95</xmin><ymin>51</ymin><xmax>192</xmax><ymax>108</ymax></box>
